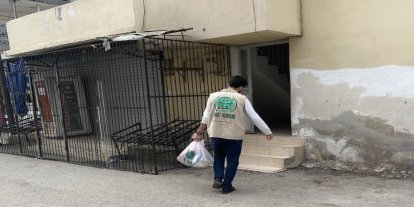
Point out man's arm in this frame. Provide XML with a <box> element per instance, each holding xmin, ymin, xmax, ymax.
<box><xmin>192</xmin><ymin>96</ymin><xmax>211</xmax><ymax>141</ymax></box>
<box><xmin>244</xmin><ymin>99</ymin><xmax>273</xmax><ymax>140</ymax></box>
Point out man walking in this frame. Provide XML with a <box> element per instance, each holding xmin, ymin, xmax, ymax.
<box><xmin>192</xmin><ymin>75</ymin><xmax>272</xmax><ymax>194</ymax></box>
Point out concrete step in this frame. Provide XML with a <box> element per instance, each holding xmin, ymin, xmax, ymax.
<box><xmin>244</xmin><ymin>134</ymin><xmax>305</xmax><ymax>146</ymax></box>
<box><xmin>238</xmin><ymin>164</ymin><xmax>285</xmax><ymax>173</ymax></box>
<box><xmin>239</xmin><ymin>153</ymin><xmax>293</xmax><ymax>169</ymax></box>
<box><xmin>242</xmin><ymin>143</ymin><xmax>301</xmax><ymax>157</ymax></box>
<box><xmin>239</xmin><ymin>134</ymin><xmax>305</xmax><ymax>173</ymax></box>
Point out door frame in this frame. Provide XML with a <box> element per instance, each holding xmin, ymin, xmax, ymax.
<box><xmin>230</xmin><ymin>39</ymin><xmax>289</xmax><ymax>133</ymax></box>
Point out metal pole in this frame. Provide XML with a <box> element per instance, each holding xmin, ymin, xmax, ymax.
<box><xmin>0</xmin><ymin>63</ymin><xmax>5</xmax><ymax>125</ymax></box>
<box><xmin>159</xmin><ymin>46</ymin><xmax>168</xmax><ymax>126</ymax></box>
<box><xmin>0</xmin><ymin>62</ymin><xmax>13</xmax><ymax>125</ymax></box>
<box><xmin>5</xmin><ymin>60</ymin><xmax>23</xmax><ymax>153</ymax></box>
<box><xmin>142</xmin><ymin>39</ymin><xmax>158</xmax><ymax>174</ymax></box>
<box><xmin>15</xmin><ymin>114</ymin><xmax>23</xmax><ymax>153</ymax></box>
<box><xmin>28</xmin><ymin>69</ymin><xmax>43</xmax><ymax>159</ymax></box>
<box><xmin>54</xmin><ymin>61</ymin><xmax>70</xmax><ymax>162</ymax></box>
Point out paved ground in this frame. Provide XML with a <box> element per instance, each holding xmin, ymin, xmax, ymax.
<box><xmin>0</xmin><ymin>154</ymin><xmax>413</xmax><ymax>207</ymax></box>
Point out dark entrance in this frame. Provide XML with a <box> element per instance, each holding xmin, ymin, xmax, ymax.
<box><xmin>252</xmin><ymin>43</ymin><xmax>291</xmax><ymax>134</ymax></box>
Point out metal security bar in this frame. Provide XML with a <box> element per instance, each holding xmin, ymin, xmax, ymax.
<box><xmin>257</xmin><ymin>44</ymin><xmax>290</xmax><ymax>79</ymax></box>
<box><xmin>0</xmin><ymin>24</ymin><xmax>9</xmax><ymax>53</ymax></box>
<box><xmin>0</xmin><ymin>38</ymin><xmax>230</xmax><ymax>174</ymax></box>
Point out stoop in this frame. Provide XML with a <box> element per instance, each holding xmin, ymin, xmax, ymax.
<box><xmin>238</xmin><ymin>132</ymin><xmax>305</xmax><ymax>173</ymax></box>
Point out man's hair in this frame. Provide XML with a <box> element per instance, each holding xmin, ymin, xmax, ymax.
<box><xmin>229</xmin><ymin>75</ymin><xmax>248</xmax><ymax>88</ymax></box>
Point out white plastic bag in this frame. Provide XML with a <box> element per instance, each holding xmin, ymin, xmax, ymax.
<box><xmin>177</xmin><ymin>141</ymin><xmax>213</xmax><ymax>168</ymax></box>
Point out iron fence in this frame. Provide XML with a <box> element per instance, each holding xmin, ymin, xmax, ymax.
<box><xmin>0</xmin><ymin>38</ymin><xmax>230</xmax><ymax>174</ymax></box>
<box><xmin>257</xmin><ymin>44</ymin><xmax>290</xmax><ymax>79</ymax></box>
<box><xmin>0</xmin><ymin>24</ymin><xmax>9</xmax><ymax>53</ymax></box>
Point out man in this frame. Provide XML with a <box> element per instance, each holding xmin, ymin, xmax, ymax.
<box><xmin>192</xmin><ymin>75</ymin><xmax>272</xmax><ymax>194</ymax></box>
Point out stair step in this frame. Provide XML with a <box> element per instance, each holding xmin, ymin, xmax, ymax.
<box><xmin>238</xmin><ymin>164</ymin><xmax>285</xmax><ymax>173</ymax></box>
<box><xmin>242</xmin><ymin>153</ymin><xmax>291</xmax><ymax>159</ymax></box>
<box><xmin>244</xmin><ymin>135</ymin><xmax>304</xmax><ymax>146</ymax></box>
<box><xmin>243</xmin><ymin>143</ymin><xmax>303</xmax><ymax>148</ymax></box>
<box><xmin>240</xmin><ymin>132</ymin><xmax>305</xmax><ymax>172</ymax></box>
<box><xmin>240</xmin><ymin>153</ymin><xmax>293</xmax><ymax>168</ymax></box>
<box><xmin>242</xmin><ymin>143</ymin><xmax>301</xmax><ymax>156</ymax></box>
<box><xmin>261</xmin><ymin>137</ymin><xmax>304</xmax><ymax>145</ymax></box>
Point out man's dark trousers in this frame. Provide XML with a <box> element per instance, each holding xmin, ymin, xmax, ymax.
<box><xmin>211</xmin><ymin>137</ymin><xmax>243</xmax><ymax>191</ymax></box>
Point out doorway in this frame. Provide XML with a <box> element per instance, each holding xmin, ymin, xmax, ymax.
<box><xmin>231</xmin><ymin>43</ymin><xmax>291</xmax><ymax>135</ymax></box>
<box><xmin>236</xmin><ymin>43</ymin><xmax>292</xmax><ymax>136</ymax></box>
<box><xmin>251</xmin><ymin>43</ymin><xmax>291</xmax><ymax>135</ymax></box>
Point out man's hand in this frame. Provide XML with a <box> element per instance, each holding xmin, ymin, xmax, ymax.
<box><xmin>192</xmin><ymin>133</ymin><xmax>204</xmax><ymax>142</ymax></box>
<box><xmin>266</xmin><ymin>134</ymin><xmax>273</xmax><ymax>140</ymax></box>
<box><xmin>192</xmin><ymin>124</ymin><xmax>207</xmax><ymax>142</ymax></box>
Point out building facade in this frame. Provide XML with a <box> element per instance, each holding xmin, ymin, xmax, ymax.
<box><xmin>3</xmin><ymin>0</ymin><xmax>414</xmax><ymax>167</ymax></box>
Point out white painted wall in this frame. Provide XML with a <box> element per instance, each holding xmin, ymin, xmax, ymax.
<box><xmin>5</xmin><ymin>0</ymin><xmax>137</xmax><ymax>56</ymax></box>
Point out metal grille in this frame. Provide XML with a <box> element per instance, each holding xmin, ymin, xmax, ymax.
<box><xmin>0</xmin><ymin>38</ymin><xmax>230</xmax><ymax>174</ymax></box>
<box><xmin>257</xmin><ymin>43</ymin><xmax>290</xmax><ymax>79</ymax></box>
<box><xmin>0</xmin><ymin>24</ymin><xmax>9</xmax><ymax>53</ymax></box>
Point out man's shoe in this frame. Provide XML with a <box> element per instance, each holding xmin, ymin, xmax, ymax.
<box><xmin>212</xmin><ymin>178</ymin><xmax>222</xmax><ymax>189</ymax></box>
<box><xmin>222</xmin><ymin>186</ymin><xmax>235</xmax><ymax>194</ymax></box>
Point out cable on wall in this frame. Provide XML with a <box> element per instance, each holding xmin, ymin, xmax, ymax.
<box><xmin>252</xmin><ymin>0</ymin><xmax>257</xmax><ymax>32</ymax></box>
<box><xmin>140</xmin><ymin>0</ymin><xmax>146</xmax><ymax>32</ymax></box>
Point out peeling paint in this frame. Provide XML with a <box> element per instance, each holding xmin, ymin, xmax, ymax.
<box><xmin>295</xmin><ymin>111</ymin><xmax>414</xmax><ymax>164</ymax></box>
<box><xmin>291</xmin><ymin>67</ymin><xmax>414</xmax><ymax>166</ymax></box>
<box><xmin>292</xmin><ymin>67</ymin><xmax>414</xmax><ymax>133</ymax></box>
<box><xmin>297</xmin><ymin>127</ymin><xmax>317</xmax><ymax>137</ymax></box>
<box><xmin>291</xmin><ymin>97</ymin><xmax>303</xmax><ymax>125</ymax></box>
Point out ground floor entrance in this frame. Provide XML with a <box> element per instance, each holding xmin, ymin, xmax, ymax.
<box><xmin>230</xmin><ymin>41</ymin><xmax>302</xmax><ymax>173</ymax></box>
<box><xmin>231</xmin><ymin>41</ymin><xmax>291</xmax><ymax>135</ymax></box>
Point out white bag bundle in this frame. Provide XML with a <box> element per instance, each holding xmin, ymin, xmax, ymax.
<box><xmin>177</xmin><ymin>141</ymin><xmax>213</xmax><ymax>168</ymax></box>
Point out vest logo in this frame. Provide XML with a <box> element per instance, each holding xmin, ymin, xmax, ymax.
<box><xmin>214</xmin><ymin>96</ymin><xmax>237</xmax><ymax>113</ymax></box>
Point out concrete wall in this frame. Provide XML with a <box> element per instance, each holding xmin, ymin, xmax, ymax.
<box><xmin>5</xmin><ymin>0</ymin><xmax>301</xmax><ymax>56</ymax></box>
<box><xmin>267</xmin><ymin>0</ymin><xmax>301</xmax><ymax>35</ymax></box>
<box><xmin>0</xmin><ymin>0</ymin><xmax>55</xmax><ymax>52</ymax></box>
<box><xmin>5</xmin><ymin>0</ymin><xmax>137</xmax><ymax>56</ymax></box>
<box><xmin>290</xmin><ymin>0</ymin><xmax>414</xmax><ymax>165</ymax></box>
<box><xmin>135</xmin><ymin>0</ymin><xmax>301</xmax><ymax>45</ymax></box>
<box><xmin>0</xmin><ymin>0</ymin><xmax>55</xmax><ymax>25</ymax></box>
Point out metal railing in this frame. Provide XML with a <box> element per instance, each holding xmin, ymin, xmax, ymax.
<box><xmin>257</xmin><ymin>44</ymin><xmax>290</xmax><ymax>78</ymax></box>
<box><xmin>0</xmin><ymin>38</ymin><xmax>230</xmax><ymax>174</ymax></box>
<box><xmin>0</xmin><ymin>24</ymin><xmax>9</xmax><ymax>53</ymax></box>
